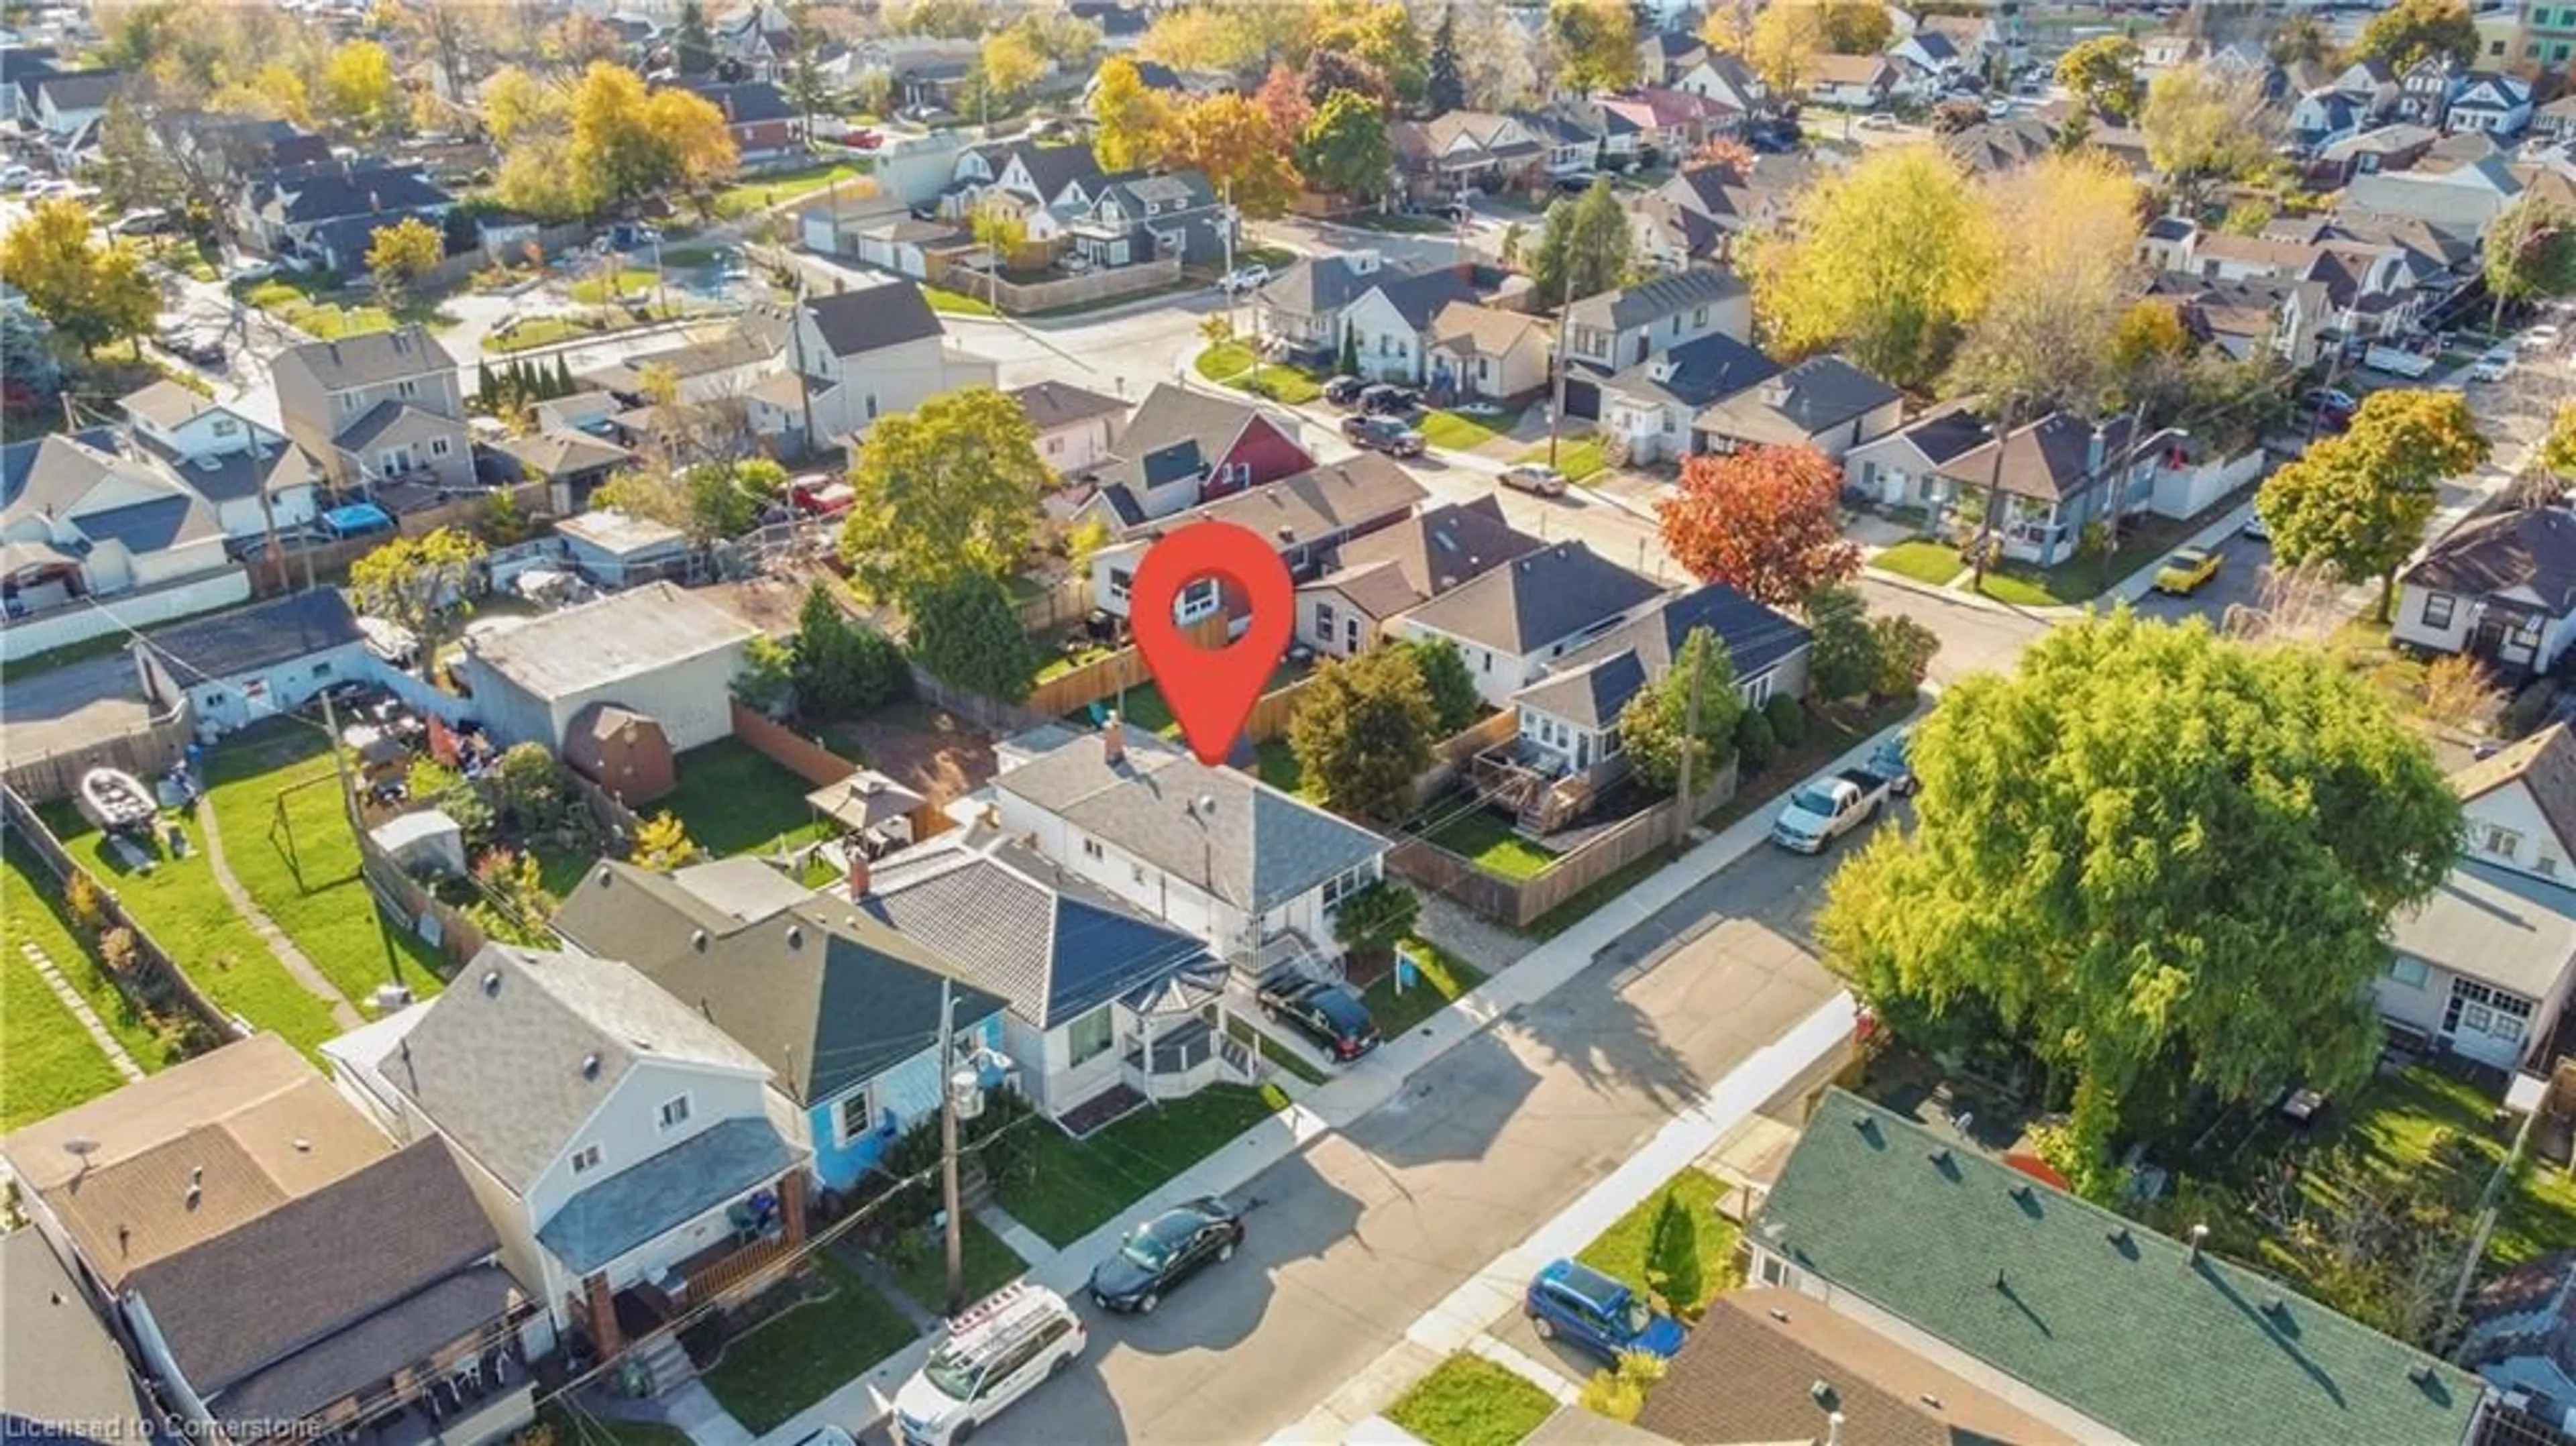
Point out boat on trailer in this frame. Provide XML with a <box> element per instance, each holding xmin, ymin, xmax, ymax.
<box><xmin>76</xmin><ymin>767</ymin><xmax>156</xmax><ymax>834</ymax></box>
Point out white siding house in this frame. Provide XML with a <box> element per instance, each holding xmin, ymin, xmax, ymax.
<box><xmin>454</xmin><ymin>583</ymin><xmax>758</xmax><ymax>753</ymax></box>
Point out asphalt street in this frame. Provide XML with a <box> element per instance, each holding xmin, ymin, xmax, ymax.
<box><xmin>941</xmin><ymin>858</ymin><xmax>1844</xmax><ymax>1446</ymax></box>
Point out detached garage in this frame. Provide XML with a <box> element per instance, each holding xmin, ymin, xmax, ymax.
<box><xmin>136</xmin><ymin>588</ymin><xmax>371</xmax><ymax>740</ymax></box>
<box><xmin>453</xmin><ymin>582</ymin><xmax>757</xmax><ymax>753</ymax></box>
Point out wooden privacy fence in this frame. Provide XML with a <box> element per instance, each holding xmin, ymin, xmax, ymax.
<box><xmin>1404</xmin><ymin>712</ymin><xmax>1520</xmax><ymax>813</ymax></box>
<box><xmin>1028</xmin><ymin>614</ymin><xmax>1229</xmax><ymax>720</ymax></box>
<box><xmin>3</xmin><ymin>697</ymin><xmax>195</xmax><ymax>804</ymax></box>
<box><xmin>1015</xmin><ymin>574</ymin><xmax>1093</xmax><ymax>635</ymax></box>
<box><xmin>729</xmin><ymin>702</ymin><xmax>862</xmax><ymax>787</ymax></box>
<box><xmin>1</xmin><ymin>784</ymin><xmax>244</xmax><ymax>1044</ymax></box>
<box><xmin>1388</xmin><ymin>759</ymin><xmax>1740</xmax><ymax>930</ymax></box>
<box><xmin>354</xmin><ymin>826</ymin><xmax>489</xmax><ymax>972</ymax></box>
<box><xmin>1240</xmin><ymin>675</ymin><xmax>1314</xmax><ymax>744</ymax></box>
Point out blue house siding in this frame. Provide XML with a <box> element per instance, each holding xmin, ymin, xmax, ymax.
<box><xmin>804</xmin><ymin>1015</ymin><xmax>1005</xmax><ymax>1189</ymax></box>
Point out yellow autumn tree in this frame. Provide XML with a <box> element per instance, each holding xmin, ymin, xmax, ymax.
<box><xmin>1750</xmin><ymin>144</ymin><xmax>1994</xmax><ymax>392</ymax></box>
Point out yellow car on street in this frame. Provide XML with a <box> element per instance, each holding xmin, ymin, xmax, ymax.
<box><xmin>2153</xmin><ymin>547</ymin><xmax>2222</xmax><ymax>596</ymax></box>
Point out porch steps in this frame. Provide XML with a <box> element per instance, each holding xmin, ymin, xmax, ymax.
<box><xmin>629</xmin><ymin>1327</ymin><xmax>698</xmax><ymax>1396</ymax></box>
<box><xmin>958</xmin><ymin>1155</ymin><xmax>995</xmax><ymax>1213</ymax></box>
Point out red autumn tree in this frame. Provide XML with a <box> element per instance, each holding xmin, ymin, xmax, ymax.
<box><xmin>1254</xmin><ymin>62</ymin><xmax>1312</xmax><ymax>146</ymax></box>
<box><xmin>1688</xmin><ymin>135</ymin><xmax>1756</xmax><ymax>178</ymax></box>
<box><xmin>1656</xmin><ymin>443</ymin><xmax>1862</xmax><ymax>608</ymax></box>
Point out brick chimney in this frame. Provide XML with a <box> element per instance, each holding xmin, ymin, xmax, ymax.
<box><xmin>1103</xmin><ymin>710</ymin><xmax>1126</xmax><ymax>766</ymax></box>
<box><xmin>845</xmin><ymin>850</ymin><xmax>870</xmax><ymax>899</ymax></box>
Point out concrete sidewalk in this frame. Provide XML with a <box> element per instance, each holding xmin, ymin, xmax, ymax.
<box><xmin>743</xmin><ymin>716</ymin><xmax>1914</xmax><ymax>1446</ymax></box>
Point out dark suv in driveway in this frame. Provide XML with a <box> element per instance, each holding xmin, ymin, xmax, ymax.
<box><xmin>1256</xmin><ymin>975</ymin><xmax>1381</xmax><ymax>1062</ymax></box>
<box><xmin>1342</xmin><ymin>415</ymin><xmax>1426</xmax><ymax>457</ymax></box>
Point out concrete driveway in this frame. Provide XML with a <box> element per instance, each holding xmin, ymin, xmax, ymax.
<box><xmin>0</xmin><ymin>653</ymin><xmax>157</xmax><ymax>768</ymax></box>
<box><xmin>930</xmin><ymin>852</ymin><xmax>1841</xmax><ymax>1446</ymax></box>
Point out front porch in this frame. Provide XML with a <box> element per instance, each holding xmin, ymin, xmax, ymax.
<box><xmin>1120</xmin><ymin>1015</ymin><xmax>1257</xmax><ymax>1104</ymax></box>
<box><xmin>1471</xmin><ymin>736</ymin><xmax>1618</xmax><ymax>836</ymax></box>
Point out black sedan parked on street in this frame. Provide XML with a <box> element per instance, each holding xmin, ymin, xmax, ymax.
<box><xmin>1089</xmin><ymin>1196</ymin><xmax>1246</xmax><ymax>1315</ymax></box>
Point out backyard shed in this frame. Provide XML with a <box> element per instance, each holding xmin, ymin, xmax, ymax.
<box><xmin>370</xmin><ymin>808</ymin><xmax>467</xmax><ymax>877</ymax></box>
<box><xmin>805</xmin><ymin>769</ymin><xmax>931</xmax><ymax>855</ymax></box>
<box><xmin>555</xmin><ymin>508</ymin><xmax>689</xmax><ymax>587</ymax></box>
<box><xmin>564</xmin><ymin>701</ymin><xmax>677</xmax><ymax>804</ymax></box>
<box><xmin>452</xmin><ymin>582</ymin><xmax>757</xmax><ymax>754</ymax></box>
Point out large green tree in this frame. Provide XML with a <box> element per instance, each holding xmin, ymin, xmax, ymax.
<box><xmin>2054</xmin><ymin>35</ymin><xmax>2143</xmax><ymax>119</ymax></box>
<box><xmin>2139</xmin><ymin>63</ymin><xmax>2279</xmax><ymax>210</ymax></box>
<box><xmin>1287</xmin><ymin>647</ymin><xmax>1438</xmax><ymax>822</ymax></box>
<box><xmin>1531</xmin><ymin>176</ymin><xmax>1632</xmax><ymax>305</ymax></box>
<box><xmin>1616</xmin><ymin>628</ymin><xmax>1745</xmax><ymax>796</ymax></box>
<box><xmin>2353</xmin><ymin>0</ymin><xmax>2478</xmax><ymax>72</ymax></box>
<box><xmin>2483</xmin><ymin>195</ymin><xmax>2576</xmax><ymax>330</ymax></box>
<box><xmin>1817</xmin><ymin>613</ymin><xmax>2459</xmax><ymax>1180</ymax></box>
<box><xmin>907</xmin><ymin>573</ymin><xmax>1040</xmax><ymax>702</ymax></box>
<box><xmin>0</xmin><ymin>199</ymin><xmax>157</xmax><ymax>357</ymax></box>
<box><xmin>2257</xmin><ymin>388</ymin><xmax>2490</xmax><ymax>620</ymax></box>
<box><xmin>347</xmin><ymin>527</ymin><xmax>488</xmax><ymax>677</ymax></box>
<box><xmin>1299</xmin><ymin>89</ymin><xmax>1395</xmax><ymax>203</ymax></box>
<box><xmin>1426</xmin><ymin>5</ymin><xmax>1465</xmax><ymax>113</ymax></box>
<box><xmin>839</xmin><ymin>386</ymin><xmax>1049</xmax><ymax>602</ymax></box>
<box><xmin>1548</xmin><ymin>0</ymin><xmax>1640</xmax><ymax>93</ymax></box>
<box><xmin>1750</xmin><ymin>144</ymin><xmax>1992</xmax><ymax>391</ymax></box>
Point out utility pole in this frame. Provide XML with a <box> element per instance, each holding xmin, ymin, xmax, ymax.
<box><xmin>1675</xmin><ymin>636</ymin><xmax>1704</xmax><ymax>840</ymax></box>
<box><xmin>651</xmin><ymin>227</ymin><xmax>669</xmax><ymax>322</ymax></box>
<box><xmin>1546</xmin><ymin>262</ymin><xmax>1576</xmax><ymax>468</ymax></box>
<box><xmin>297</xmin><ymin>537</ymin><xmax>400</xmax><ymax>993</ymax></box>
<box><xmin>788</xmin><ymin>273</ymin><xmax>817</xmax><ymax>457</ymax></box>
<box><xmin>1969</xmin><ymin>399</ymin><xmax>2019</xmax><ymax>595</ymax></box>
<box><xmin>1220</xmin><ymin>178</ymin><xmax>1237</xmax><ymax>333</ymax></box>
<box><xmin>2100</xmin><ymin>396</ymin><xmax>2155</xmax><ymax>559</ymax></box>
<box><xmin>938</xmin><ymin>975</ymin><xmax>965</xmax><ymax>1316</ymax></box>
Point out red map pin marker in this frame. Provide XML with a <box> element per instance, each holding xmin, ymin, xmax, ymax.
<box><xmin>1128</xmin><ymin>520</ymin><xmax>1293</xmax><ymax>766</ymax></box>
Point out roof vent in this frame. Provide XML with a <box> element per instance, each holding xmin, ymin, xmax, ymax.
<box><xmin>2106</xmin><ymin>1225</ymin><xmax>2131</xmax><ymax>1247</ymax></box>
<box><xmin>481</xmin><ymin>969</ymin><xmax>501</xmax><ymax>996</ymax></box>
<box><xmin>292</xmin><ymin>1138</ymin><xmax>310</xmax><ymax>1152</ymax></box>
<box><xmin>2008</xmin><ymin>1180</ymin><xmax>2034</xmax><ymax>1203</ymax></box>
<box><xmin>1767</xmin><ymin>1306</ymin><xmax>1790</xmax><ymax>1323</ymax></box>
<box><xmin>1927</xmin><ymin>1146</ymin><xmax>1951</xmax><ymax>1167</ymax></box>
<box><xmin>691</xmin><ymin>928</ymin><xmax>709</xmax><ymax>950</ymax></box>
<box><xmin>596</xmin><ymin>867</ymin><xmax>614</xmax><ymax>887</ymax></box>
<box><xmin>2187</xmin><ymin>1222</ymin><xmax>2210</xmax><ymax>1265</ymax></box>
<box><xmin>1919</xmin><ymin>1393</ymin><xmax>1944</xmax><ymax>1410</ymax></box>
<box><xmin>786</xmin><ymin>923</ymin><xmax>804</xmax><ymax>948</ymax></box>
<box><xmin>2410</xmin><ymin>1364</ymin><xmax>2436</xmax><ymax>1386</ymax></box>
<box><xmin>2264</xmin><ymin>1294</ymin><xmax>2288</xmax><ymax>1319</ymax></box>
<box><xmin>1808</xmin><ymin>1380</ymin><xmax>1837</xmax><ymax>1408</ymax></box>
<box><xmin>580</xmin><ymin>1052</ymin><xmax>602</xmax><ymax>1079</ymax></box>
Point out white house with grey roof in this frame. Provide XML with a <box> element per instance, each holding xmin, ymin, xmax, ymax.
<box><xmin>738</xmin><ymin>281</ymin><xmax>998</xmax><ymax>449</ymax></box>
<box><xmin>117</xmin><ymin>380</ymin><xmax>323</xmax><ymax>546</ymax></box>
<box><xmin>1089</xmin><ymin>453</ymin><xmax>1428</xmax><ymax>622</ymax></box>
<box><xmin>1392</xmin><ymin>541</ymin><xmax>1671</xmax><ymax>708</ymax></box>
<box><xmin>1</xmin><ymin>427</ymin><xmax>248</xmax><ymax>663</ymax></box>
<box><xmin>993</xmin><ymin>725</ymin><xmax>1393</xmax><ymax>972</ymax></box>
<box><xmin>136</xmin><ymin>588</ymin><xmax>370</xmax><ymax>740</ymax></box>
<box><xmin>2372</xmin><ymin>726</ymin><xmax>2576</xmax><ymax>1070</ymax></box>
<box><xmin>1338</xmin><ymin>268</ymin><xmax>1483</xmax><ymax>385</ymax></box>
<box><xmin>1693</xmin><ymin>353</ymin><xmax>1903</xmax><ymax>461</ymax></box>
<box><xmin>1601</xmin><ymin>332</ymin><xmax>1782</xmax><ymax>465</ymax></box>
<box><xmin>322</xmin><ymin>944</ymin><xmax>809</xmax><ymax>1356</ymax></box>
<box><xmin>857</xmin><ymin>826</ymin><xmax>1241</xmax><ymax>1118</ymax></box>
<box><xmin>2394</xmin><ymin>507</ymin><xmax>2576</xmax><ymax>676</ymax></box>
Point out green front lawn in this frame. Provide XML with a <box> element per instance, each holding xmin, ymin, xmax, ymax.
<box><xmin>535</xmin><ymin>1407</ymin><xmax>694</xmax><ymax>1446</ymax></box>
<box><xmin>1226</xmin><ymin>1013</ymin><xmax>1330</xmax><ymax>1085</ymax></box>
<box><xmin>2289</xmin><ymin>1066</ymin><xmax>2576</xmax><ymax>1270</ymax></box>
<box><xmin>1575</xmin><ymin>1166</ymin><xmax>1743</xmax><ymax>1315</ymax></box>
<box><xmin>1360</xmin><ymin>934</ymin><xmax>1485</xmax><ymax>1040</ymax></box>
<box><xmin>1385</xmin><ymin>1354</ymin><xmax>1557</xmax><ymax>1446</ymax></box>
<box><xmin>1422</xmin><ymin>809</ymin><xmax>1559</xmax><ymax>881</ymax></box>
<box><xmin>1419</xmin><ymin>406</ymin><xmax>1524</xmax><ymax>451</ymax></box>
<box><xmin>698</xmin><ymin>1255</ymin><xmax>914</xmax><ymax>1435</ymax></box>
<box><xmin>994</xmin><ymin>1083</ymin><xmax>1285</xmax><ymax>1247</ymax></box>
<box><xmin>662</xmin><ymin>739</ymin><xmax>836</xmax><ymax>858</ymax></box>
<box><xmin>569</xmin><ymin>267</ymin><xmax>657</xmax><ymax>304</ymax></box>
<box><xmin>1871</xmin><ymin>539</ymin><xmax>1966</xmax><ymax>588</ymax></box>
<box><xmin>1515</xmin><ymin>437</ymin><xmax>1605</xmax><ymax>482</ymax></box>
<box><xmin>241</xmin><ymin>277</ymin><xmax>394</xmax><ymax>340</ymax></box>
<box><xmin>712</xmin><ymin>160</ymin><xmax>874</xmax><ymax>219</ymax></box>
<box><xmin>881</xmin><ymin>1213</ymin><xmax>1028</xmax><ymax>1316</ymax></box>
<box><xmin>1236</xmin><ymin>364</ymin><xmax>1323</xmax><ymax>404</ymax></box>
<box><xmin>203</xmin><ymin>723</ymin><xmax>448</xmax><ymax>1008</ymax></box>
<box><xmin>924</xmin><ymin>285</ymin><xmax>999</xmax><ymax>316</ymax></box>
<box><xmin>1238</xmin><ymin>244</ymin><xmax>1298</xmax><ymax>270</ymax></box>
<box><xmin>1196</xmin><ymin>341</ymin><xmax>1259</xmax><ymax>382</ymax></box>
<box><xmin>42</xmin><ymin>808</ymin><xmax>348</xmax><ymax>1056</ymax></box>
<box><xmin>482</xmin><ymin>316</ymin><xmax>596</xmax><ymax>353</ymax></box>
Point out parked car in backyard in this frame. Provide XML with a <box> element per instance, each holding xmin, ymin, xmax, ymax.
<box><xmin>1499</xmin><ymin>463</ymin><xmax>1568</xmax><ymax>497</ymax></box>
<box><xmin>1523</xmin><ymin>1260</ymin><xmax>1685</xmax><ymax>1364</ymax></box>
<box><xmin>1087</xmin><ymin>1197</ymin><xmax>1246</xmax><ymax>1315</ymax></box>
<box><xmin>1771</xmin><ymin>767</ymin><xmax>1894</xmax><ymax>854</ymax></box>
<box><xmin>1341</xmin><ymin>414</ymin><xmax>1426</xmax><ymax>458</ymax></box>
<box><xmin>1255</xmin><ymin>972</ymin><xmax>1381</xmax><ymax>1061</ymax></box>
<box><xmin>790</xmin><ymin>474</ymin><xmax>855</xmax><ymax>517</ymax></box>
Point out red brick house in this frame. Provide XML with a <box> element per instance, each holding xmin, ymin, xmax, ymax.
<box><xmin>678</xmin><ymin>80</ymin><xmax>806</xmax><ymax>170</ymax></box>
<box><xmin>1063</xmin><ymin>384</ymin><xmax>1318</xmax><ymax>531</ymax></box>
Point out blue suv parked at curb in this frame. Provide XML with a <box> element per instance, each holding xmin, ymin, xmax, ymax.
<box><xmin>1523</xmin><ymin>1260</ymin><xmax>1686</xmax><ymax>1363</ymax></box>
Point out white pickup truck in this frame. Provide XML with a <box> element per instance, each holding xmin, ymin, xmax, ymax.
<box><xmin>2362</xmin><ymin>343</ymin><xmax>2437</xmax><ymax>378</ymax></box>
<box><xmin>1770</xmin><ymin>767</ymin><xmax>1895</xmax><ymax>854</ymax></box>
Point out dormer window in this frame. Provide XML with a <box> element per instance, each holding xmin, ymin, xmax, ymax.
<box><xmin>570</xmin><ymin>1144</ymin><xmax>602</xmax><ymax>1174</ymax></box>
<box><xmin>397</xmin><ymin>378</ymin><xmax>417</xmax><ymax>398</ymax></box>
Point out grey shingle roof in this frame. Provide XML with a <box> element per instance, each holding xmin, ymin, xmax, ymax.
<box><xmin>995</xmin><ymin>733</ymin><xmax>1390</xmax><ymax>915</ymax></box>
<box><xmin>121</xmin><ymin>1139</ymin><xmax>499</xmax><ymax>1406</ymax></box>
<box><xmin>72</xmin><ymin>493</ymin><xmax>221</xmax><ymax>555</ymax></box>
<box><xmin>272</xmin><ymin>326</ymin><xmax>455</xmax><ymax>395</ymax></box>
<box><xmin>1694</xmin><ymin>353</ymin><xmax>1901</xmax><ymax>446</ymax></box>
<box><xmin>1101</xmin><ymin>382</ymin><xmax>1270</xmax><ymax>465</ymax></box>
<box><xmin>803</xmin><ymin>281</ymin><xmax>944</xmax><ymax>357</ymax></box>
<box><xmin>2388</xmin><ymin>858</ymin><xmax>2576</xmax><ymax>1002</ymax></box>
<box><xmin>860</xmin><ymin>831</ymin><xmax>1215</xmax><ymax>1028</ymax></box>
<box><xmin>2450</xmin><ymin>722</ymin><xmax>2576</xmax><ymax>863</ymax></box>
<box><xmin>0</xmin><ymin>428</ymin><xmax>157</xmax><ymax>526</ymax></box>
<box><xmin>336</xmin><ymin>399</ymin><xmax>462</xmax><ymax>454</ymax></box>
<box><xmin>1158</xmin><ymin>453</ymin><xmax>1427</xmax><ymax>548</ymax></box>
<box><xmin>378</xmin><ymin>943</ymin><xmax>770</xmax><ymax>1190</ymax></box>
<box><xmin>1566</xmin><ymin>268</ymin><xmax>1745</xmax><ymax>332</ymax></box>
<box><xmin>1365</xmin><ymin>268</ymin><xmax>1479</xmax><ymax>331</ymax></box>
<box><xmin>1605</xmin><ymin>331</ymin><xmax>1780</xmax><ymax>410</ymax></box>
<box><xmin>119</xmin><ymin>378</ymin><xmax>215</xmax><ymax>432</ymax></box>
<box><xmin>534</xmin><ymin>1116</ymin><xmax>802</xmax><ymax>1274</ymax></box>
<box><xmin>0</xmin><ymin>1229</ymin><xmax>154</xmax><ymax>1443</ymax></box>
<box><xmin>2404</xmin><ymin>507</ymin><xmax>2576</xmax><ymax>614</ymax></box>
<box><xmin>682</xmin><ymin>79</ymin><xmax>795</xmax><ymax>125</ymax></box>
<box><xmin>144</xmin><ymin>589</ymin><xmax>361</xmax><ymax>683</ymax></box>
<box><xmin>1012</xmin><ymin>380</ymin><xmax>1128</xmax><ymax>432</ymax></box>
<box><xmin>1306</xmin><ymin>496</ymin><xmax>1540</xmax><ymax>616</ymax></box>
<box><xmin>547</xmin><ymin>863</ymin><xmax>1008</xmax><ymax>1105</ymax></box>
<box><xmin>1933</xmin><ymin>410</ymin><xmax>2159</xmax><ymax>504</ymax></box>
<box><xmin>1402</xmin><ymin>541</ymin><xmax>1666</xmax><ymax>657</ymax></box>
<box><xmin>1255</xmin><ymin>255</ymin><xmax>1396</xmax><ymax>317</ymax></box>
<box><xmin>1756</xmin><ymin>1089</ymin><xmax>2488</xmax><ymax>1446</ymax></box>
<box><xmin>1513</xmin><ymin>581</ymin><xmax>1810</xmax><ymax>728</ymax></box>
